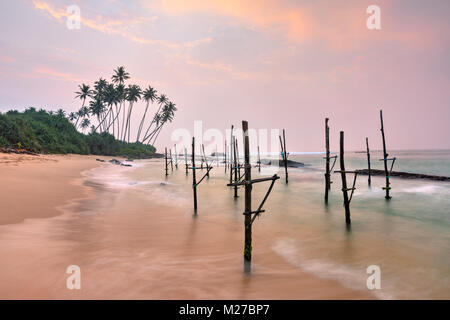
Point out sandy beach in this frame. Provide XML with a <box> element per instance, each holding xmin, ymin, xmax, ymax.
<box><xmin>0</xmin><ymin>153</ymin><xmax>104</xmax><ymax>225</ymax></box>
<box><xmin>0</xmin><ymin>153</ymin><xmax>373</xmax><ymax>299</ymax></box>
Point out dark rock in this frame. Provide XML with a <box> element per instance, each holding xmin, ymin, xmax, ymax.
<box><xmin>260</xmin><ymin>158</ymin><xmax>305</xmax><ymax>168</ymax></box>
<box><xmin>357</xmin><ymin>169</ymin><xmax>450</xmax><ymax>182</ymax></box>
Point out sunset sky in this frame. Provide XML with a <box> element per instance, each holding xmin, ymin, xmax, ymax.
<box><xmin>0</xmin><ymin>0</ymin><xmax>449</xmax><ymax>152</ymax></box>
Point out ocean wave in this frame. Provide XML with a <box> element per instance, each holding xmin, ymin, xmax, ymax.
<box><xmin>272</xmin><ymin>238</ymin><xmax>395</xmax><ymax>299</ymax></box>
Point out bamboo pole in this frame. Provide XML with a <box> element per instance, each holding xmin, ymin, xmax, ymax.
<box><xmin>366</xmin><ymin>137</ymin><xmax>371</xmax><ymax>187</ymax></box>
<box><xmin>243</xmin><ymin>120</ymin><xmax>252</xmax><ymax>263</ymax></box>
<box><xmin>339</xmin><ymin>131</ymin><xmax>351</xmax><ymax>224</ymax></box>
<box><xmin>380</xmin><ymin>110</ymin><xmax>391</xmax><ymax>199</ymax></box>
<box><xmin>325</xmin><ymin>118</ymin><xmax>330</xmax><ymax>204</ymax></box>
<box><xmin>192</xmin><ymin>138</ymin><xmax>198</xmax><ymax>213</ymax></box>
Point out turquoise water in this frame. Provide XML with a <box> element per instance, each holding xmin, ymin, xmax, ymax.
<box><xmin>142</xmin><ymin>149</ymin><xmax>450</xmax><ymax>299</ymax></box>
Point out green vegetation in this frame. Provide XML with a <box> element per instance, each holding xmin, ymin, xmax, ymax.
<box><xmin>0</xmin><ymin>108</ymin><xmax>156</xmax><ymax>158</ymax></box>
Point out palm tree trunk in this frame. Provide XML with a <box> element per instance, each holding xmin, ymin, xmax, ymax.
<box><xmin>74</xmin><ymin>98</ymin><xmax>86</xmax><ymax>129</ymax></box>
<box><xmin>95</xmin><ymin>106</ymin><xmax>113</xmax><ymax>132</ymax></box>
<box><xmin>136</xmin><ymin>101</ymin><xmax>150</xmax><ymax>142</ymax></box>
<box><xmin>149</xmin><ymin>124</ymin><xmax>164</xmax><ymax>146</ymax></box>
<box><xmin>141</xmin><ymin>102</ymin><xmax>163</xmax><ymax>143</ymax></box>
<box><xmin>121</xmin><ymin>100</ymin><xmax>127</xmax><ymax>141</ymax></box>
<box><xmin>127</xmin><ymin>103</ymin><xmax>134</xmax><ymax>143</ymax></box>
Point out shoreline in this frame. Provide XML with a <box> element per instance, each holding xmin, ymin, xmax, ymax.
<box><xmin>0</xmin><ymin>153</ymin><xmax>109</xmax><ymax>225</ymax></box>
<box><xmin>0</xmin><ymin>153</ymin><xmax>374</xmax><ymax>299</ymax></box>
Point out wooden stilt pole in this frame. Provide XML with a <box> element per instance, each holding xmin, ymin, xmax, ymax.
<box><xmin>236</xmin><ymin>138</ymin><xmax>241</xmax><ymax>178</ymax></box>
<box><xmin>202</xmin><ymin>144</ymin><xmax>210</xmax><ymax>178</ymax></box>
<box><xmin>165</xmin><ymin>147</ymin><xmax>168</xmax><ymax>176</ymax></box>
<box><xmin>192</xmin><ymin>138</ymin><xmax>198</xmax><ymax>213</ymax></box>
<box><xmin>169</xmin><ymin>149</ymin><xmax>173</xmax><ymax>171</ymax></box>
<box><xmin>257</xmin><ymin>146</ymin><xmax>261</xmax><ymax>173</ymax></box>
<box><xmin>339</xmin><ymin>131</ymin><xmax>351</xmax><ymax>225</ymax></box>
<box><xmin>325</xmin><ymin>118</ymin><xmax>330</xmax><ymax>204</ymax></box>
<box><xmin>224</xmin><ymin>140</ymin><xmax>227</xmax><ymax>173</ymax></box>
<box><xmin>279</xmin><ymin>130</ymin><xmax>288</xmax><ymax>184</ymax></box>
<box><xmin>225</xmin><ymin>121</ymin><xmax>280</xmax><ymax>268</ymax></box>
<box><xmin>229</xmin><ymin>126</ymin><xmax>234</xmax><ymax>184</ymax></box>
<box><xmin>366</xmin><ymin>137</ymin><xmax>371</xmax><ymax>187</ymax></box>
<box><xmin>174</xmin><ymin>144</ymin><xmax>178</xmax><ymax>169</ymax></box>
<box><xmin>380</xmin><ymin>110</ymin><xmax>391</xmax><ymax>200</ymax></box>
<box><xmin>243</xmin><ymin>121</ymin><xmax>252</xmax><ymax>263</ymax></box>
<box><xmin>185</xmin><ymin>147</ymin><xmax>188</xmax><ymax>174</ymax></box>
<box><xmin>233</xmin><ymin>137</ymin><xmax>238</xmax><ymax>198</ymax></box>
<box><xmin>283</xmin><ymin>129</ymin><xmax>288</xmax><ymax>184</ymax></box>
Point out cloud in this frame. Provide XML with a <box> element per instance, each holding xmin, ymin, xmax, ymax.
<box><xmin>162</xmin><ymin>0</ymin><xmax>313</xmax><ymax>41</ymax></box>
<box><xmin>31</xmin><ymin>0</ymin><xmax>210</xmax><ymax>49</ymax></box>
<box><xmin>34</xmin><ymin>67</ymin><xmax>83</xmax><ymax>82</ymax></box>
<box><xmin>161</xmin><ymin>0</ymin><xmax>441</xmax><ymax>51</ymax></box>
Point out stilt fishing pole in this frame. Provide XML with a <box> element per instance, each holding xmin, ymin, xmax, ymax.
<box><xmin>366</xmin><ymin>137</ymin><xmax>371</xmax><ymax>187</ymax></box>
<box><xmin>324</xmin><ymin>118</ymin><xmax>337</xmax><ymax>204</ymax></box>
<box><xmin>228</xmin><ymin>120</ymin><xmax>279</xmax><ymax>268</ymax></box>
<box><xmin>334</xmin><ymin>131</ymin><xmax>359</xmax><ymax>225</ymax></box>
<box><xmin>189</xmin><ymin>137</ymin><xmax>213</xmax><ymax>213</ymax></box>
<box><xmin>380</xmin><ymin>110</ymin><xmax>396</xmax><ymax>200</ymax></box>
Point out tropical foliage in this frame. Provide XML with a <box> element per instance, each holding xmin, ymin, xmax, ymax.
<box><xmin>0</xmin><ymin>108</ymin><xmax>156</xmax><ymax>157</ymax></box>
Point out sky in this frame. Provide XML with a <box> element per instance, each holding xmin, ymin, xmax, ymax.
<box><xmin>0</xmin><ymin>0</ymin><xmax>449</xmax><ymax>152</ymax></box>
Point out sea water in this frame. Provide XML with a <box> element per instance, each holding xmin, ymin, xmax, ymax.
<box><xmin>125</xmin><ymin>149</ymin><xmax>450</xmax><ymax>299</ymax></box>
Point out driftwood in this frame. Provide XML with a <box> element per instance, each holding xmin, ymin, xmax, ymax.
<box><xmin>0</xmin><ymin>147</ymin><xmax>38</xmax><ymax>155</ymax></box>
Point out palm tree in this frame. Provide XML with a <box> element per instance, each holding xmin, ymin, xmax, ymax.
<box><xmin>56</xmin><ymin>108</ymin><xmax>66</xmax><ymax>117</ymax></box>
<box><xmin>141</xmin><ymin>93</ymin><xmax>168</xmax><ymax>143</ymax></box>
<box><xmin>123</xmin><ymin>84</ymin><xmax>142</xmax><ymax>142</ymax></box>
<box><xmin>111</xmin><ymin>66</ymin><xmax>130</xmax><ymax>85</ymax></box>
<box><xmin>80</xmin><ymin>118</ymin><xmax>90</xmax><ymax>133</ymax></box>
<box><xmin>97</xmin><ymin>83</ymin><xmax>118</xmax><ymax>133</ymax></box>
<box><xmin>74</xmin><ymin>84</ymin><xmax>93</xmax><ymax>127</ymax></box>
<box><xmin>68</xmin><ymin>112</ymin><xmax>77</xmax><ymax>122</ymax></box>
<box><xmin>89</xmin><ymin>98</ymin><xmax>105</xmax><ymax>132</ymax></box>
<box><xmin>93</xmin><ymin>78</ymin><xmax>107</xmax><ymax>97</ymax></box>
<box><xmin>149</xmin><ymin>102</ymin><xmax>176</xmax><ymax>145</ymax></box>
<box><xmin>108</xmin><ymin>83</ymin><xmax>125</xmax><ymax>138</ymax></box>
<box><xmin>136</xmin><ymin>86</ymin><xmax>157</xmax><ymax>142</ymax></box>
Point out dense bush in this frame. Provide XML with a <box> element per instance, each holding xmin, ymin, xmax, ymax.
<box><xmin>0</xmin><ymin>108</ymin><xmax>156</xmax><ymax>157</ymax></box>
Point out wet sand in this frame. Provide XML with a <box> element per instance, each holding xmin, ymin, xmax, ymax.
<box><xmin>0</xmin><ymin>153</ymin><xmax>110</xmax><ymax>225</ymax></box>
<box><xmin>0</xmin><ymin>154</ymin><xmax>372</xmax><ymax>299</ymax></box>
